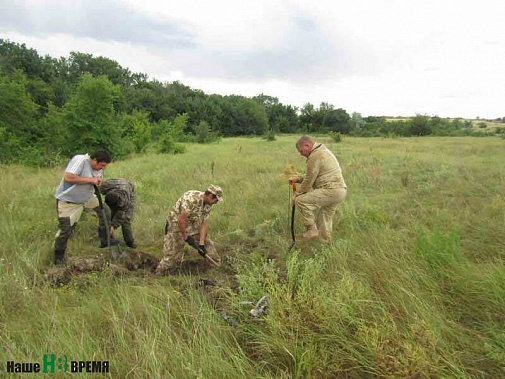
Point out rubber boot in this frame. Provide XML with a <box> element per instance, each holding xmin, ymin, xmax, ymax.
<box><xmin>53</xmin><ymin>217</ymin><xmax>72</xmax><ymax>264</ymax></box>
<box><xmin>54</xmin><ymin>249</ymin><xmax>66</xmax><ymax>265</ymax></box>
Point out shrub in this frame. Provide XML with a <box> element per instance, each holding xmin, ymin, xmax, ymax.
<box><xmin>157</xmin><ymin>134</ymin><xmax>186</xmax><ymax>154</ymax></box>
<box><xmin>262</xmin><ymin>130</ymin><xmax>277</xmax><ymax>141</ymax></box>
<box><xmin>328</xmin><ymin>131</ymin><xmax>343</xmax><ymax>142</ymax></box>
<box><xmin>153</xmin><ymin>114</ymin><xmax>189</xmax><ymax>142</ymax></box>
<box><xmin>194</xmin><ymin>120</ymin><xmax>220</xmax><ymax>143</ymax></box>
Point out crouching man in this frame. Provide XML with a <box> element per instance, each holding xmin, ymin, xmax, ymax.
<box><xmin>290</xmin><ymin>135</ymin><xmax>347</xmax><ymax>243</ymax></box>
<box><xmin>100</xmin><ymin>178</ymin><xmax>137</xmax><ymax>248</ymax></box>
<box><xmin>155</xmin><ymin>185</ymin><xmax>223</xmax><ymax>275</ymax></box>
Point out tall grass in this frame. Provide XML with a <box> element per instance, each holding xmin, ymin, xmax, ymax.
<box><xmin>1</xmin><ymin>136</ymin><xmax>504</xmax><ymax>377</ymax></box>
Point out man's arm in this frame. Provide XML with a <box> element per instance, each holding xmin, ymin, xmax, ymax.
<box><xmin>178</xmin><ymin>211</ymin><xmax>188</xmax><ymax>240</ymax></box>
<box><xmin>199</xmin><ymin>219</ymin><xmax>208</xmax><ymax>245</ymax></box>
<box><xmin>64</xmin><ymin>172</ymin><xmax>101</xmax><ymax>186</ymax></box>
<box><xmin>299</xmin><ymin>156</ymin><xmax>321</xmax><ymax>194</ymax></box>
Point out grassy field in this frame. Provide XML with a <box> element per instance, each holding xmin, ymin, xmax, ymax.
<box><xmin>1</xmin><ymin>135</ymin><xmax>504</xmax><ymax>377</ymax></box>
<box><xmin>385</xmin><ymin>116</ymin><xmax>505</xmax><ymax>131</ymax></box>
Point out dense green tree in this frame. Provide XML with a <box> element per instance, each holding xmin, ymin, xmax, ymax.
<box><xmin>299</xmin><ymin>103</ymin><xmax>316</xmax><ymax>132</ymax></box>
<box><xmin>62</xmin><ymin>74</ymin><xmax>123</xmax><ymax>157</ymax></box>
<box><xmin>0</xmin><ymin>39</ymin><xmax>55</xmax><ymax>81</ymax></box>
<box><xmin>117</xmin><ymin>110</ymin><xmax>152</xmax><ymax>153</ymax></box>
<box><xmin>253</xmin><ymin>94</ymin><xmax>298</xmax><ymax>133</ymax></box>
<box><xmin>220</xmin><ymin>96</ymin><xmax>268</xmax><ymax>135</ymax></box>
<box><xmin>0</xmin><ymin>71</ymin><xmax>39</xmax><ymax>163</ymax></box>
<box><xmin>323</xmin><ymin>108</ymin><xmax>351</xmax><ymax>133</ymax></box>
<box><xmin>350</xmin><ymin>112</ymin><xmax>365</xmax><ymax>130</ymax></box>
<box><xmin>410</xmin><ymin>114</ymin><xmax>431</xmax><ymax>136</ymax></box>
<box><xmin>66</xmin><ymin>52</ymin><xmax>134</xmax><ymax>86</ymax></box>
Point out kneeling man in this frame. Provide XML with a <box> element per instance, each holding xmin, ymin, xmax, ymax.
<box><xmin>290</xmin><ymin>135</ymin><xmax>347</xmax><ymax>242</ymax></box>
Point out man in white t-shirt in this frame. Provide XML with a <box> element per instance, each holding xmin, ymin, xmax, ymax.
<box><xmin>53</xmin><ymin>150</ymin><xmax>118</xmax><ymax>264</ymax></box>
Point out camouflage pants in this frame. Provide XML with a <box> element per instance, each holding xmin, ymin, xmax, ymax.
<box><xmin>110</xmin><ymin>207</ymin><xmax>134</xmax><ymax>245</ymax></box>
<box><xmin>156</xmin><ymin>231</ymin><xmax>221</xmax><ymax>273</ymax></box>
<box><xmin>295</xmin><ymin>188</ymin><xmax>347</xmax><ymax>242</ymax></box>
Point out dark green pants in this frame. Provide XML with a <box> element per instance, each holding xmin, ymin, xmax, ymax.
<box><xmin>110</xmin><ymin>208</ymin><xmax>135</xmax><ymax>245</ymax></box>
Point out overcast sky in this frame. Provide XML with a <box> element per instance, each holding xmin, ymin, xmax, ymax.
<box><xmin>1</xmin><ymin>0</ymin><xmax>504</xmax><ymax>118</ymax></box>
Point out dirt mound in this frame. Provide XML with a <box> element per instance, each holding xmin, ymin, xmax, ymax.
<box><xmin>44</xmin><ymin>251</ymin><xmax>159</xmax><ymax>286</ymax></box>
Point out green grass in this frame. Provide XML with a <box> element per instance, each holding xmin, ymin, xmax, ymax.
<box><xmin>1</xmin><ymin>136</ymin><xmax>504</xmax><ymax>377</ymax></box>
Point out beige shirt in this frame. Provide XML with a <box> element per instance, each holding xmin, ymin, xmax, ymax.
<box><xmin>168</xmin><ymin>191</ymin><xmax>212</xmax><ymax>235</ymax></box>
<box><xmin>297</xmin><ymin>143</ymin><xmax>347</xmax><ymax>194</ymax></box>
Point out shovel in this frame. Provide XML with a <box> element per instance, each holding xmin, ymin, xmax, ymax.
<box><xmin>94</xmin><ymin>185</ymin><xmax>122</xmax><ymax>260</ymax></box>
<box><xmin>287</xmin><ymin>180</ymin><xmax>297</xmax><ymax>253</ymax></box>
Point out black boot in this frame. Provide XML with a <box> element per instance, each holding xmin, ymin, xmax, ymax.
<box><xmin>54</xmin><ymin>249</ymin><xmax>66</xmax><ymax>265</ymax></box>
<box><xmin>99</xmin><ymin>233</ymin><xmax>120</xmax><ymax>248</ymax></box>
<box><xmin>126</xmin><ymin>241</ymin><xmax>137</xmax><ymax>249</ymax></box>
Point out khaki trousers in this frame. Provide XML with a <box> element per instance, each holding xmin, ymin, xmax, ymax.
<box><xmin>56</xmin><ymin>196</ymin><xmax>100</xmax><ymax>226</ymax></box>
<box><xmin>53</xmin><ymin>196</ymin><xmax>104</xmax><ymax>252</ymax></box>
<box><xmin>295</xmin><ymin>188</ymin><xmax>347</xmax><ymax>242</ymax></box>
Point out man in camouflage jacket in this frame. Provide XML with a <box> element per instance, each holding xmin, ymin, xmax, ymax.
<box><xmin>100</xmin><ymin>178</ymin><xmax>137</xmax><ymax>248</ymax></box>
<box><xmin>155</xmin><ymin>185</ymin><xmax>223</xmax><ymax>275</ymax></box>
<box><xmin>289</xmin><ymin>135</ymin><xmax>347</xmax><ymax>242</ymax></box>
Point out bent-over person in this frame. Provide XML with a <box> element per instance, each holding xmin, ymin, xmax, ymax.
<box><xmin>100</xmin><ymin>178</ymin><xmax>137</xmax><ymax>248</ymax></box>
<box><xmin>155</xmin><ymin>185</ymin><xmax>223</xmax><ymax>275</ymax></box>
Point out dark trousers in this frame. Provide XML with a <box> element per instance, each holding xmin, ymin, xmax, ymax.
<box><xmin>110</xmin><ymin>207</ymin><xmax>134</xmax><ymax>244</ymax></box>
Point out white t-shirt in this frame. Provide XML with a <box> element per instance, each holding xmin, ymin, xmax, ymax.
<box><xmin>54</xmin><ymin>154</ymin><xmax>102</xmax><ymax>203</ymax></box>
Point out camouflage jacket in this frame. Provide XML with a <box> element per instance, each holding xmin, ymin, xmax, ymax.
<box><xmin>295</xmin><ymin>143</ymin><xmax>347</xmax><ymax>194</ymax></box>
<box><xmin>100</xmin><ymin>179</ymin><xmax>136</xmax><ymax>228</ymax></box>
<box><xmin>168</xmin><ymin>191</ymin><xmax>213</xmax><ymax>236</ymax></box>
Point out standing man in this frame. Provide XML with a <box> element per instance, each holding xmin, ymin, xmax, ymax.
<box><xmin>289</xmin><ymin>135</ymin><xmax>347</xmax><ymax>242</ymax></box>
<box><xmin>155</xmin><ymin>185</ymin><xmax>223</xmax><ymax>275</ymax></box>
<box><xmin>100</xmin><ymin>178</ymin><xmax>137</xmax><ymax>248</ymax></box>
<box><xmin>53</xmin><ymin>151</ymin><xmax>118</xmax><ymax>265</ymax></box>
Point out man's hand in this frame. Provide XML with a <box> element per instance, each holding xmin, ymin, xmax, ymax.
<box><xmin>110</xmin><ymin>226</ymin><xmax>116</xmax><ymax>236</ymax></box>
<box><xmin>198</xmin><ymin>244</ymin><xmax>207</xmax><ymax>257</ymax></box>
<box><xmin>185</xmin><ymin>237</ymin><xmax>207</xmax><ymax>258</ymax></box>
<box><xmin>90</xmin><ymin>177</ymin><xmax>102</xmax><ymax>186</ymax></box>
<box><xmin>185</xmin><ymin>236</ymin><xmax>197</xmax><ymax>247</ymax></box>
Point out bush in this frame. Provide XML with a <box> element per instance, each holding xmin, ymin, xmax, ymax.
<box><xmin>118</xmin><ymin>111</ymin><xmax>152</xmax><ymax>153</ymax></box>
<box><xmin>328</xmin><ymin>131</ymin><xmax>343</xmax><ymax>142</ymax></box>
<box><xmin>62</xmin><ymin>74</ymin><xmax>126</xmax><ymax>158</ymax></box>
<box><xmin>262</xmin><ymin>130</ymin><xmax>277</xmax><ymax>141</ymax></box>
<box><xmin>157</xmin><ymin>134</ymin><xmax>186</xmax><ymax>154</ymax></box>
<box><xmin>194</xmin><ymin>120</ymin><xmax>220</xmax><ymax>143</ymax></box>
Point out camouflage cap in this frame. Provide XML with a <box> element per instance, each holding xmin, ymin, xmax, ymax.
<box><xmin>207</xmin><ymin>184</ymin><xmax>223</xmax><ymax>202</ymax></box>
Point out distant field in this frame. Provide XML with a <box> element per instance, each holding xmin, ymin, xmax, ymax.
<box><xmin>385</xmin><ymin>116</ymin><xmax>505</xmax><ymax>130</ymax></box>
<box><xmin>469</xmin><ymin>119</ymin><xmax>504</xmax><ymax>129</ymax></box>
<box><xmin>1</xmin><ymin>136</ymin><xmax>504</xmax><ymax>377</ymax></box>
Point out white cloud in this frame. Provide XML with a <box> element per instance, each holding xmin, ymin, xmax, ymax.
<box><xmin>1</xmin><ymin>0</ymin><xmax>504</xmax><ymax>118</ymax></box>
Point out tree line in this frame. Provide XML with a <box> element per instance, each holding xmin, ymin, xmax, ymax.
<box><xmin>1</xmin><ymin>39</ymin><xmax>503</xmax><ymax>165</ymax></box>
